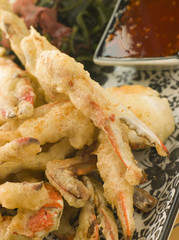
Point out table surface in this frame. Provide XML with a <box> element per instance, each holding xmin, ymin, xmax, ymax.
<box><xmin>169</xmin><ymin>212</ymin><xmax>179</xmax><ymax>240</ymax></box>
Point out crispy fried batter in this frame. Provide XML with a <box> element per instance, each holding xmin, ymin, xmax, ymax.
<box><xmin>0</xmin><ymin>2</ymin><xmax>175</xmax><ymax>240</ymax></box>
<box><xmin>108</xmin><ymin>85</ymin><xmax>175</xmax><ymax>143</ymax></box>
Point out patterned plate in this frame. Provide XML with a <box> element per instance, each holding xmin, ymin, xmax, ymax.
<box><xmin>45</xmin><ymin>65</ymin><xmax>179</xmax><ymax>240</ymax></box>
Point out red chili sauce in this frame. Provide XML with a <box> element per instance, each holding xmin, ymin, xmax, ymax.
<box><xmin>102</xmin><ymin>0</ymin><xmax>179</xmax><ymax>58</ymax></box>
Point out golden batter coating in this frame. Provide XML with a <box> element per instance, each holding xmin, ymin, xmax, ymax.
<box><xmin>108</xmin><ymin>85</ymin><xmax>175</xmax><ymax>143</ymax></box>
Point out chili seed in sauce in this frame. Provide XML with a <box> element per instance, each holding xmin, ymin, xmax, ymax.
<box><xmin>102</xmin><ymin>0</ymin><xmax>179</xmax><ymax>58</ymax></box>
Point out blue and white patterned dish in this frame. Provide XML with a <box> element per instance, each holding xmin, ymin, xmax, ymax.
<box><xmin>45</xmin><ymin>65</ymin><xmax>179</xmax><ymax>240</ymax></box>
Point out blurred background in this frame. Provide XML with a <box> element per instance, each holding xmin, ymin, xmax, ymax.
<box><xmin>0</xmin><ymin>0</ymin><xmax>116</xmax><ymax>77</ymax></box>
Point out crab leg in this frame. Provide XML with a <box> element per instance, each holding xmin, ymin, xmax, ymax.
<box><xmin>0</xmin><ymin>3</ymin><xmax>59</xmax><ymax>103</ymax></box>
<box><xmin>33</xmin><ymin>138</ymin><xmax>74</xmax><ymax>170</ymax></box>
<box><xmin>0</xmin><ymin>57</ymin><xmax>36</xmax><ymax>120</ymax></box>
<box><xmin>4</xmin><ymin>183</ymin><xmax>64</xmax><ymax>240</ymax></box>
<box><xmin>0</xmin><ymin>130</ymin><xmax>23</xmax><ymax>147</ymax></box>
<box><xmin>0</xmin><ymin>135</ymin><xmax>70</xmax><ymax>178</ymax></box>
<box><xmin>74</xmin><ymin>176</ymin><xmax>99</xmax><ymax>240</ymax></box>
<box><xmin>96</xmin><ymin>132</ymin><xmax>135</xmax><ymax>240</ymax></box>
<box><xmin>0</xmin><ymin>137</ymin><xmax>41</xmax><ymax>164</ymax></box>
<box><xmin>0</xmin><ymin>119</ymin><xmax>19</xmax><ymax>132</ymax></box>
<box><xmin>53</xmin><ymin>203</ymin><xmax>79</xmax><ymax>240</ymax></box>
<box><xmin>0</xmin><ymin>101</ymin><xmax>96</xmax><ymax>159</ymax></box>
<box><xmin>91</xmin><ymin>177</ymin><xmax>119</xmax><ymax>240</ymax></box>
<box><xmin>0</xmin><ymin>136</ymin><xmax>42</xmax><ymax>179</ymax></box>
<box><xmin>15</xmin><ymin>76</ymin><xmax>36</xmax><ymax>119</ymax></box>
<box><xmin>18</xmin><ymin>100</ymin><xmax>96</xmax><ymax>148</ymax></box>
<box><xmin>0</xmin><ymin>181</ymin><xmax>50</xmax><ymax>210</ymax></box>
<box><xmin>0</xmin><ymin>100</ymin><xmax>95</xmax><ymax>149</ymax></box>
<box><xmin>75</xmin><ymin>176</ymin><xmax>119</xmax><ymax>240</ymax></box>
<box><xmin>46</xmin><ymin>155</ymin><xmax>97</xmax><ymax>208</ymax></box>
<box><xmin>0</xmin><ymin>4</ymin><xmax>29</xmax><ymax>65</ymax></box>
<box><xmin>0</xmin><ymin>161</ymin><xmax>22</xmax><ymax>180</ymax></box>
<box><xmin>1</xmin><ymin>138</ymin><xmax>74</xmax><ymax>173</ymax></box>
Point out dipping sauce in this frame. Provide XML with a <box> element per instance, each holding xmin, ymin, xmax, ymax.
<box><xmin>102</xmin><ymin>0</ymin><xmax>179</xmax><ymax>58</ymax></box>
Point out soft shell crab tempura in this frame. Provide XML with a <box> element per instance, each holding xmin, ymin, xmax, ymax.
<box><xmin>0</xmin><ymin>1</ymin><xmax>175</xmax><ymax>240</ymax></box>
<box><xmin>0</xmin><ymin>56</ymin><xmax>36</xmax><ymax>122</ymax></box>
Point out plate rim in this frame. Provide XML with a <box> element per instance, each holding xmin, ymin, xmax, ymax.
<box><xmin>158</xmin><ymin>186</ymin><xmax>179</xmax><ymax>240</ymax></box>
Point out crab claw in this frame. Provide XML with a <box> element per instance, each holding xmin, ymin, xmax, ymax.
<box><xmin>45</xmin><ymin>155</ymin><xmax>97</xmax><ymax>208</ymax></box>
<box><xmin>105</xmin><ymin>120</ymin><xmax>144</xmax><ymax>185</ymax></box>
<box><xmin>0</xmin><ymin>95</ymin><xmax>17</xmax><ymax>121</ymax></box>
<box><xmin>133</xmin><ymin>186</ymin><xmax>157</xmax><ymax>213</ymax></box>
<box><xmin>116</xmin><ymin>103</ymin><xmax>169</xmax><ymax>157</ymax></box>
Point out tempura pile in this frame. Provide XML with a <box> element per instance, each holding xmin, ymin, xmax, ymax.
<box><xmin>0</xmin><ymin>1</ymin><xmax>175</xmax><ymax>240</ymax></box>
